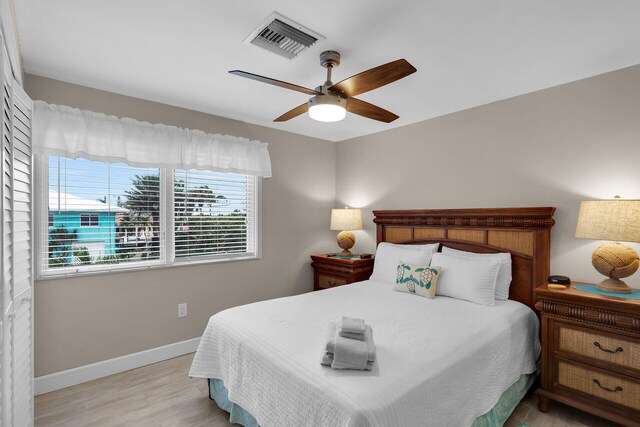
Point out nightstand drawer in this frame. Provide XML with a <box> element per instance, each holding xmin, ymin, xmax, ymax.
<box><xmin>318</xmin><ymin>274</ymin><xmax>347</xmax><ymax>289</ymax></box>
<box><xmin>558</xmin><ymin>324</ymin><xmax>640</xmax><ymax>371</ymax></box>
<box><xmin>311</xmin><ymin>254</ymin><xmax>374</xmax><ymax>291</ymax></box>
<box><xmin>558</xmin><ymin>361</ymin><xmax>640</xmax><ymax>411</ymax></box>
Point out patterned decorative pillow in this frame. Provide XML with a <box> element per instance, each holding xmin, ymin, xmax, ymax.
<box><xmin>393</xmin><ymin>261</ymin><xmax>440</xmax><ymax>299</ymax></box>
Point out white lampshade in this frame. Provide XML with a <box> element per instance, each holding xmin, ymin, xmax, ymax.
<box><xmin>330</xmin><ymin>208</ymin><xmax>362</xmax><ymax>231</ymax></box>
<box><xmin>576</xmin><ymin>199</ymin><xmax>640</xmax><ymax>242</ymax></box>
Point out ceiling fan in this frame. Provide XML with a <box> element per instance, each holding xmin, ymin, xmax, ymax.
<box><xmin>229</xmin><ymin>51</ymin><xmax>417</xmax><ymax>123</ymax></box>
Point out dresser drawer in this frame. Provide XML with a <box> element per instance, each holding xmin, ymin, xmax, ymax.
<box><xmin>558</xmin><ymin>324</ymin><xmax>640</xmax><ymax>371</ymax></box>
<box><xmin>318</xmin><ymin>274</ymin><xmax>347</xmax><ymax>289</ymax></box>
<box><xmin>558</xmin><ymin>361</ymin><xmax>640</xmax><ymax>411</ymax></box>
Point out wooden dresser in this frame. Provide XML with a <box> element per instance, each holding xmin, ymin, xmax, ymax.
<box><xmin>310</xmin><ymin>254</ymin><xmax>374</xmax><ymax>291</ymax></box>
<box><xmin>535</xmin><ymin>283</ymin><xmax>640</xmax><ymax>426</ymax></box>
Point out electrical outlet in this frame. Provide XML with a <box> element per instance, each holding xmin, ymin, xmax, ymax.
<box><xmin>178</xmin><ymin>303</ymin><xmax>187</xmax><ymax>318</ymax></box>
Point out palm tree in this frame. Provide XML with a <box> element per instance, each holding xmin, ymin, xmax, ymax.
<box><xmin>48</xmin><ymin>225</ymin><xmax>78</xmax><ymax>266</ymax></box>
<box><xmin>124</xmin><ymin>174</ymin><xmax>161</xmax><ymax>258</ymax></box>
<box><xmin>124</xmin><ymin>174</ymin><xmax>160</xmax><ymax>216</ymax></box>
<box><xmin>125</xmin><ymin>174</ymin><xmax>232</xmax><ymax>256</ymax></box>
<box><xmin>174</xmin><ymin>183</ymin><xmax>226</xmax><ymax>256</ymax></box>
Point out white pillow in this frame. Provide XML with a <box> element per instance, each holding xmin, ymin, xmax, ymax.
<box><xmin>431</xmin><ymin>252</ymin><xmax>500</xmax><ymax>306</ymax></box>
<box><xmin>442</xmin><ymin>247</ymin><xmax>512</xmax><ymax>301</ymax></box>
<box><xmin>370</xmin><ymin>242</ymin><xmax>439</xmax><ymax>284</ymax></box>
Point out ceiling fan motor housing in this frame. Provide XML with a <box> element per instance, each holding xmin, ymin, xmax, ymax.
<box><xmin>320</xmin><ymin>50</ymin><xmax>341</xmax><ymax>68</ymax></box>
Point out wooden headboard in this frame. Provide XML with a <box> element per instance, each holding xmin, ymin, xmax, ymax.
<box><xmin>373</xmin><ymin>207</ymin><xmax>556</xmax><ymax>312</ymax></box>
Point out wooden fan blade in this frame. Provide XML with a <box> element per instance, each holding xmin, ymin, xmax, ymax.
<box><xmin>274</xmin><ymin>103</ymin><xmax>309</xmax><ymax>122</ymax></box>
<box><xmin>346</xmin><ymin>98</ymin><xmax>399</xmax><ymax>123</ymax></box>
<box><xmin>329</xmin><ymin>59</ymin><xmax>416</xmax><ymax>98</ymax></box>
<box><xmin>229</xmin><ymin>70</ymin><xmax>321</xmax><ymax>96</ymax></box>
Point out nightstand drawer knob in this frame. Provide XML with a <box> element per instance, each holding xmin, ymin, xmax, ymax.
<box><xmin>592</xmin><ymin>379</ymin><xmax>623</xmax><ymax>393</ymax></box>
<box><xmin>593</xmin><ymin>341</ymin><xmax>623</xmax><ymax>354</ymax></box>
<box><xmin>328</xmin><ymin>281</ymin><xmax>337</xmax><ymax>287</ymax></box>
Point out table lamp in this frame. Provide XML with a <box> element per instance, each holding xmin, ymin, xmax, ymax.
<box><xmin>575</xmin><ymin>197</ymin><xmax>640</xmax><ymax>294</ymax></box>
<box><xmin>330</xmin><ymin>207</ymin><xmax>363</xmax><ymax>255</ymax></box>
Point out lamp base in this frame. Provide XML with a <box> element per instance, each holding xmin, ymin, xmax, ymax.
<box><xmin>336</xmin><ymin>230</ymin><xmax>355</xmax><ymax>255</ymax></box>
<box><xmin>591</xmin><ymin>242</ymin><xmax>638</xmax><ymax>294</ymax></box>
<box><xmin>596</xmin><ymin>278</ymin><xmax>633</xmax><ymax>294</ymax></box>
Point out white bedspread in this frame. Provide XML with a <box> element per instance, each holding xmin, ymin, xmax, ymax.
<box><xmin>190</xmin><ymin>280</ymin><xmax>540</xmax><ymax>427</ymax></box>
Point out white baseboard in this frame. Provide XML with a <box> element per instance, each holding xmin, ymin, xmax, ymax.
<box><xmin>35</xmin><ymin>337</ymin><xmax>201</xmax><ymax>396</ymax></box>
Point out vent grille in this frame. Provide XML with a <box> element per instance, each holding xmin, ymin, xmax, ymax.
<box><xmin>245</xmin><ymin>13</ymin><xmax>324</xmax><ymax>59</ymax></box>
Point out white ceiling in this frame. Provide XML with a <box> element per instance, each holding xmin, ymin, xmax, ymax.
<box><xmin>14</xmin><ymin>0</ymin><xmax>640</xmax><ymax>142</ymax></box>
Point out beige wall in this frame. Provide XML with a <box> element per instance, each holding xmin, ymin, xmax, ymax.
<box><xmin>29</xmin><ymin>63</ymin><xmax>640</xmax><ymax>376</ymax></box>
<box><xmin>26</xmin><ymin>75</ymin><xmax>337</xmax><ymax>376</ymax></box>
<box><xmin>337</xmin><ymin>64</ymin><xmax>640</xmax><ymax>290</ymax></box>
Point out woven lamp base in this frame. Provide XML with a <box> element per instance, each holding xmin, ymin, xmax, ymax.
<box><xmin>336</xmin><ymin>230</ymin><xmax>355</xmax><ymax>255</ymax></box>
<box><xmin>596</xmin><ymin>278</ymin><xmax>633</xmax><ymax>294</ymax></box>
<box><xmin>591</xmin><ymin>242</ymin><xmax>639</xmax><ymax>294</ymax></box>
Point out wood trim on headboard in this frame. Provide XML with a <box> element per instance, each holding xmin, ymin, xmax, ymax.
<box><xmin>373</xmin><ymin>207</ymin><xmax>556</xmax><ymax>312</ymax></box>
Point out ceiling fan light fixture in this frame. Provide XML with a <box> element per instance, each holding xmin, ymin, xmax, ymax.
<box><xmin>308</xmin><ymin>94</ymin><xmax>346</xmax><ymax>122</ymax></box>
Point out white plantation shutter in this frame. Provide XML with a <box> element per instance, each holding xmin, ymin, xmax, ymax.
<box><xmin>10</xmin><ymin>82</ymin><xmax>32</xmax><ymax>427</ymax></box>
<box><xmin>173</xmin><ymin>170</ymin><xmax>258</xmax><ymax>260</ymax></box>
<box><xmin>0</xmin><ymin>32</ymin><xmax>33</xmax><ymax>427</ymax></box>
<box><xmin>1</xmin><ymin>46</ymin><xmax>13</xmax><ymax>427</ymax></box>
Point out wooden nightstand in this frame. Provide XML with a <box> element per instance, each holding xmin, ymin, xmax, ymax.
<box><xmin>535</xmin><ymin>283</ymin><xmax>640</xmax><ymax>426</ymax></box>
<box><xmin>310</xmin><ymin>254</ymin><xmax>374</xmax><ymax>291</ymax></box>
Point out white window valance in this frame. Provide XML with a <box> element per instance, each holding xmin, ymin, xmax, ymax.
<box><xmin>32</xmin><ymin>101</ymin><xmax>272</xmax><ymax>177</ymax></box>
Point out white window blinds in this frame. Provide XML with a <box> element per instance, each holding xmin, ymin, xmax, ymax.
<box><xmin>39</xmin><ymin>156</ymin><xmax>261</xmax><ymax>277</ymax></box>
<box><xmin>174</xmin><ymin>170</ymin><xmax>258</xmax><ymax>260</ymax></box>
<box><xmin>44</xmin><ymin>156</ymin><xmax>162</xmax><ymax>273</ymax></box>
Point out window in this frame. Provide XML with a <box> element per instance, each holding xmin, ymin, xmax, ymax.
<box><xmin>174</xmin><ymin>169</ymin><xmax>256</xmax><ymax>259</ymax></box>
<box><xmin>39</xmin><ymin>156</ymin><xmax>260</xmax><ymax>276</ymax></box>
<box><xmin>80</xmin><ymin>213</ymin><xmax>99</xmax><ymax>227</ymax></box>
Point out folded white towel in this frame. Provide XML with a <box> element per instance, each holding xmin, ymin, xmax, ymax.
<box><xmin>321</xmin><ymin>352</ymin><xmax>374</xmax><ymax>371</ymax></box>
<box><xmin>341</xmin><ymin>316</ymin><xmax>366</xmax><ymax>334</ymax></box>
<box><xmin>333</xmin><ymin>324</ymin><xmax>369</xmax><ymax>370</ymax></box>
<box><xmin>339</xmin><ymin>318</ymin><xmax>365</xmax><ymax>341</ymax></box>
<box><xmin>339</xmin><ymin>329</ymin><xmax>365</xmax><ymax>341</ymax></box>
<box><xmin>325</xmin><ymin>322</ymin><xmax>376</xmax><ymax>362</ymax></box>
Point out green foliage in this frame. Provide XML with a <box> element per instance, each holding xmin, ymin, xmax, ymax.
<box><xmin>95</xmin><ymin>252</ymin><xmax>135</xmax><ymax>264</ymax></box>
<box><xmin>95</xmin><ymin>254</ymin><xmax>120</xmax><ymax>264</ymax></box>
<box><xmin>48</xmin><ymin>225</ymin><xmax>78</xmax><ymax>267</ymax></box>
<box><xmin>126</xmin><ymin>174</ymin><xmax>236</xmax><ymax>258</ymax></box>
<box><xmin>72</xmin><ymin>246</ymin><xmax>92</xmax><ymax>265</ymax></box>
<box><xmin>175</xmin><ymin>212</ymin><xmax>247</xmax><ymax>257</ymax></box>
<box><xmin>49</xmin><ymin>254</ymin><xmax>70</xmax><ymax>267</ymax></box>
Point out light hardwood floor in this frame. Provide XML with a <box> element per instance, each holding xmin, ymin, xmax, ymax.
<box><xmin>35</xmin><ymin>353</ymin><xmax>618</xmax><ymax>427</ymax></box>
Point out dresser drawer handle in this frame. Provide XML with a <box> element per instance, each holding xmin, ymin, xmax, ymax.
<box><xmin>327</xmin><ymin>281</ymin><xmax>338</xmax><ymax>287</ymax></box>
<box><xmin>593</xmin><ymin>379</ymin><xmax>623</xmax><ymax>393</ymax></box>
<box><xmin>593</xmin><ymin>341</ymin><xmax>623</xmax><ymax>354</ymax></box>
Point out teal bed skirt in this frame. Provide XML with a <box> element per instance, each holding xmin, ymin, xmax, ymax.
<box><xmin>208</xmin><ymin>369</ymin><xmax>538</xmax><ymax>427</ymax></box>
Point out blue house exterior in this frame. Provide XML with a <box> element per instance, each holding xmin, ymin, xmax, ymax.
<box><xmin>49</xmin><ymin>190</ymin><xmax>128</xmax><ymax>260</ymax></box>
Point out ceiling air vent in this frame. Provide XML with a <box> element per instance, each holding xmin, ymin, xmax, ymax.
<box><xmin>244</xmin><ymin>12</ymin><xmax>325</xmax><ymax>60</ymax></box>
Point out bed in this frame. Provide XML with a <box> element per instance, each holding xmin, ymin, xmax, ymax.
<box><xmin>190</xmin><ymin>207</ymin><xmax>556</xmax><ymax>426</ymax></box>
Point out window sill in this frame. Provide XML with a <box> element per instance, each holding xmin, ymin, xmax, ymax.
<box><xmin>36</xmin><ymin>253</ymin><xmax>262</xmax><ymax>281</ymax></box>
